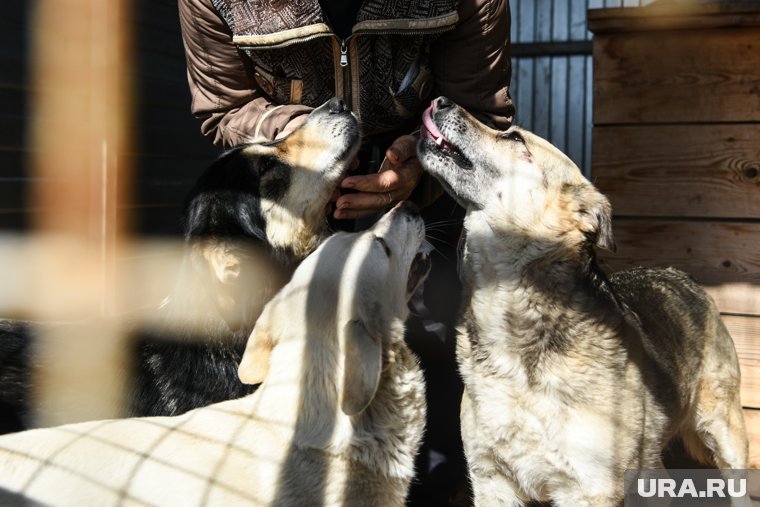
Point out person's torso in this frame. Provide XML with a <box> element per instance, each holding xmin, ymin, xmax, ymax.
<box><xmin>212</xmin><ymin>0</ymin><xmax>459</xmax><ymax>137</ymax></box>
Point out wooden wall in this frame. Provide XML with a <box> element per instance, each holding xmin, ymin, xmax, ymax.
<box><xmin>590</xmin><ymin>3</ymin><xmax>760</xmax><ymax>466</ymax></box>
<box><xmin>508</xmin><ymin>0</ymin><xmax>653</xmax><ymax>176</ymax></box>
<box><xmin>126</xmin><ymin>0</ymin><xmax>218</xmax><ymax>237</ymax></box>
<box><xmin>4</xmin><ymin>0</ymin><xmax>653</xmax><ymax>310</ymax></box>
<box><xmin>0</xmin><ymin>2</ymin><xmax>29</xmax><ymax>231</ymax></box>
<box><xmin>0</xmin><ymin>0</ymin><xmax>216</xmax><ymax>237</ymax></box>
<box><xmin>119</xmin><ymin>0</ymin><xmax>218</xmax><ymax>312</ymax></box>
<box><xmin>0</xmin><ymin>0</ymin><xmax>217</xmax><ymax>315</ymax></box>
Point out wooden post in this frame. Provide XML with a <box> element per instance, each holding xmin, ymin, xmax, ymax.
<box><xmin>28</xmin><ymin>0</ymin><xmax>133</xmax><ymax>426</ymax></box>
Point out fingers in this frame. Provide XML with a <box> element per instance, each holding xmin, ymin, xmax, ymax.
<box><xmin>334</xmin><ymin>191</ymin><xmax>396</xmax><ymax>220</ymax></box>
<box><xmin>385</xmin><ymin>135</ymin><xmax>417</xmax><ymax>165</ymax></box>
<box><xmin>334</xmin><ymin>160</ymin><xmax>423</xmax><ymax>219</ymax></box>
<box><xmin>341</xmin><ymin>169</ymin><xmax>400</xmax><ymax>193</ymax></box>
<box><xmin>335</xmin><ymin>135</ymin><xmax>422</xmax><ymax>220</ymax></box>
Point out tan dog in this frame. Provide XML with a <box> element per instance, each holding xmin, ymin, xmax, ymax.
<box><xmin>0</xmin><ymin>202</ymin><xmax>431</xmax><ymax>507</ymax></box>
<box><xmin>417</xmin><ymin>97</ymin><xmax>748</xmax><ymax>506</ymax></box>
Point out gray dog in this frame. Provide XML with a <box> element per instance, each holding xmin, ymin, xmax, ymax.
<box><xmin>417</xmin><ymin>96</ymin><xmax>748</xmax><ymax>506</ymax></box>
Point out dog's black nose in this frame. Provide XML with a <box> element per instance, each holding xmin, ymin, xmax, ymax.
<box><xmin>433</xmin><ymin>96</ymin><xmax>453</xmax><ymax>112</ymax></box>
<box><xmin>328</xmin><ymin>97</ymin><xmax>347</xmax><ymax>114</ymax></box>
<box><xmin>398</xmin><ymin>200</ymin><xmax>420</xmax><ymax>216</ymax></box>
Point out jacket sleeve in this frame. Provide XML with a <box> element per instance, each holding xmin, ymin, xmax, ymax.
<box><xmin>431</xmin><ymin>0</ymin><xmax>514</xmax><ymax>130</ymax></box>
<box><xmin>178</xmin><ymin>0</ymin><xmax>313</xmax><ymax>148</ymax></box>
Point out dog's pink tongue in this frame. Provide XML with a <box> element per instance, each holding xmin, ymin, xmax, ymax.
<box><xmin>420</xmin><ymin>103</ymin><xmax>450</xmax><ymax>147</ymax></box>
<box><xmin>422</xmin><ymin>103</ymin><xmax>443</xmax><ymax>142</ymax></box>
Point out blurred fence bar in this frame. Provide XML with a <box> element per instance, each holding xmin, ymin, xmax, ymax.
<box><xmin>28</xmin><ymin>0</ymin><xmax>134</xmax><ymax>426</ymax></box>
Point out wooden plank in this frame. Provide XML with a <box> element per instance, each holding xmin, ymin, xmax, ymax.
<box><xmin>516</xmin><ymin>0</ymin><xmax>535</xmax><ymax>44</ymax></box>
<box><xmin>588</xmin><ymin>3</ymin><xmax>760</xmax><ymax>34</ymax></box>
<box><xmin>0</xmin><ymin>86</ymin><xmax>27</xmax><ymax>117</ymax></box>
<box><xmin>0</xmin><ymin>149</ymin><xmax>25</xmax><ymax>178</ymax></box>
<box><xmin>515</xmin><ymin>57</ymin><xmax>535</xmax><ymax>130</ymax></box>
<box><xmin>511</xmin><ymin>41</ymin><xmax>592</xmax><ymax>57</ymax></box>
<box><xmin>550</xmin><ymin>57</ymin><xmax>568</xmax><ymax>153</ymax></box>
<box><xmin>597</xmin><ymin>219</ymin><xmax>760</xmax><ymax>315</ymax></box>
<box><xmin>113</xmin><ymin>240</ymin><xmax>185</xmax><ymax>313</ymax></box>
<box><xmin>707</xmin><ymin>284</ymin><xmax>760</xmax><ymax>325</ymax></box>
<box><xmin>0</xmin><ymin>2</ymin><xmax>27</xmax><ymax>25</ymax></box>
<box><xmin>566</xmin><ymin>55</ymin><xmax>586</xmax><ymax>168</ymax></box>
<box><xmin>587</xmin><ymin>0</ymin><xmax>606</xmax><ymax>21</ymax></box>
<box><xmin>509</xmin><ymin>0</ymin><xmax>518</xmax><ymax>43</ymax></box>
<box><xmin>28</xmin><ymin>0</ymin><xmax>134</xmax><ymax>426</ymax></box>
<box><xmin>592</xmin><ymin>124</ymin><xmax>760</xmax><ymax>219</ymax></box>
<box><xmin>723</xmin><ymin>315</ymin><xmax>760</xmax><ymax>410</ymax></box>
<box><xmin>0</xmin><ymin>56</ymin><xmax>26</xmax><ymax>88</ymax></box>
<box><xmin>0</xmin><ymin>180</ymin><xmax>28</xmax><ymax>214</ymax></box>
<box><xmin>135</xmin><ymin>76</ymin><xmax>194</xmax><ymax>112</ymax></box>
<box><xmin>0</xmin><ymin>27</ymin><xmax>29</xmax><ymax>90</ymax></box>
<box><xmin>593</xmin><ymin>28</ymin><xmax>760</xmax><ymax>124</ymax></box>
<box><xmin>745</xmin><ymin>409</ymin><xmax>760</xmax><ymax>469</ymax></box>
<box><xmin>136</xmin><ymin>123</ymin><xmax>215</xmax><ymax>158</ymax></box>
<box><xmin>552</xmin><ymin>0</ymin><xmax>569</xmax><ymax>42</ymax></box>
<box><xmin>533</xmin><ymin>56</ymin><xmax>551</xmax><ymax>139</ymax></box>
<box><xmin>131</xmin><ymin>205</ymin><xmax>186</xmax><ymax>236</ymax></box>
<box><xmin>0</xmin><ymin>212</ymin><xmax>26</xmax><ymax>231</ymax></box>
<box><xmin>583</xmin><ymin>56</ymin><xmax>593</xmax><ymax>177</ymax></box>
<box><xmin>131</xmin><ymin>179</ymin><xmax>197</xmax><ymax>208</ymax></box>
<box><xmin>0</xmin><ymin>114</ymin><xmax>25</xmax><ymax>149</ymax></box>
<box><xmin>134</xmin><ymin>50</ymin><xmax>188</xmax><ymax>86</ymax></box>
<box><xmin>570</xmin><ymin>0</ymin><xmax>588</xmax><ymax>41</ymax></box>
<box><xmin>744</xmin><ymin>409</ymin><xmax>760</xmax><ymax>470</ymax></box>
<box><xmin>536</xmin><ymin>0</ymin><xmax>552</xmax><ymax>43</ymax></box>
<box><xmin>134</xmin><ymin>0</ymin><xmax>182</xmax><ymax>35</ymax></box>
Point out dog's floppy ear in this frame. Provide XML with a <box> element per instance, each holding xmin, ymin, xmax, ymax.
<box><xmin>575</xmin><ymin>185</ymin><xmax>617</xmax><ymax>252</ymax></box>
<box><xmin>191</xmin><ymin>239</ymin><xmax>242</xmax><ymax>284</ymax></box>
<box><xmin>341</xmin><ymin>319</ymin><xmax>382</xmax><ymax>416</ymax></box>
<box><xmin>238</xmin><ymin>305</ymin><xmax>275</xmax><ymax>385</ymax></box>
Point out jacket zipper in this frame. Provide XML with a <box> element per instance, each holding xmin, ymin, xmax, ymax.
<box><xmin>336</xmin><ymin>24</ymin><xmax>457</xmax><ymax>120</ymax></box>
<box><xmin>338</xmin><ymin>38</ymin><xmax>355</xmax><ymax>118</ymax></box>
<box><xmin>340</xmin><ymin>39</ymin><xmax>349</xmax><ymax>67</ymax></box>
<box><xmin>241</xmin><ymin>23</ymin><xmax>458</xmax><ymax>122</ymax></box>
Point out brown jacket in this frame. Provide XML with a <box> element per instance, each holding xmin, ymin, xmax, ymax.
<box><xmin>179</xmin><ymin>0</ymin><xmax>514</xmax><ymax>148</ymax></box>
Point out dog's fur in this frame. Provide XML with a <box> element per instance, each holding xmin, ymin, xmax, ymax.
<box><xmin>417</xmin><ymin>97</ymin><xmax>748</xmax><ymax>506</ymax></box>
<box><xmin>0</xmin><ymin>98</ymin><xmax>359</xmax><ymax>429</ymax></box>
<box><xmin>0</xmin><ymin>203</ymin><xmax>429</xmax><ymax>507</ymax></box>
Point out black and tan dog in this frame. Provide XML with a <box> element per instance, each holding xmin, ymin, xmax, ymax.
<box><xmin>417</xmin><ymin>97</ymin><xmax>748</xmax><ymax>506</ymax></box>
<box><xmin>0</xmin><ymin>97</ymin><xmax>359</xmax><ymax>429</ymax></box>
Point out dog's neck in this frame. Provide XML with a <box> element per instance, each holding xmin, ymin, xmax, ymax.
<box><xmin>462</xmin><ymin>231</ymin><xmax>625</xmax><ymax>383</ymax></box>
<box><xmin>348</xmin><ymin>334</ymin><xmax>426</xmax><ymax>479</ymax></box>
<box><xmin>249</xmin><ymin>324</ymin><xmax>424</xmax><ymax>480</ymax></box>
<box><xmin>287</xmin><ymin>226</ymin><xmax>327</xmax><ymax>261</ymax></box>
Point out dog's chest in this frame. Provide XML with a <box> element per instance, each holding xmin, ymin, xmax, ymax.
<box><xmin>465</xmin><ymin>375</ymin><xmax>618</xmax><ymax>495</ymax></box>
<box><xmin>459</xmin><ymin>285</ymin><xmax>622</xmax><ymax>493</ymax></box>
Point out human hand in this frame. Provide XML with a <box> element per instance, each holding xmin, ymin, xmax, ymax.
<box><xmin>334</xmin><ymin>135</ymin><xmax>422</xmax><ymax>220</ymax></box>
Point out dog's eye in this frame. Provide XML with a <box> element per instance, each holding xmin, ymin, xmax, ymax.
<box><xmin>374</xmin><ymin>236</ymin><xmax>391</xmax><ymax>257</ymax></box>
<box><xmin>500</xmin><ymin>131</ymin><xmax>524</xmax><ymax>144</ymax></box>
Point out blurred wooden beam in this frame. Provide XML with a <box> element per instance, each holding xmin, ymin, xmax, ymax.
<box><xmin>28</xmin><ymin>0</ymin><xmax>134</xmax><ymax>426</ymax></box>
